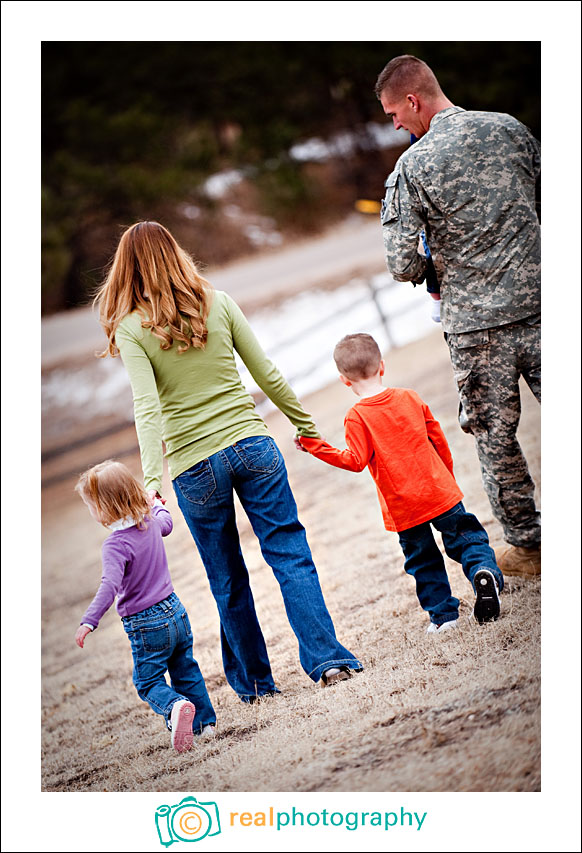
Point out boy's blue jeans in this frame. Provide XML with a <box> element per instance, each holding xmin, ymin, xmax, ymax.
<box><xmin>173</xmin><ymin>436</ymin><xmax>362</xmax><ymax>701</ymax></box>
<box><xmin>397</xmin><ymin>502</ymin><xmax>504</xmax><ymax>625</ymax></box>
<box><xmin>122</xmin><ymin>593</ymin><xmax>216</xmax><ymax>731</ymax></box>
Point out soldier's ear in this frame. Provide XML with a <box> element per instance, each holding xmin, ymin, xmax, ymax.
<box><xmin>407</xmin><ymin>94</ymin><xmax>420</xmax><ymax>112</ymax></box>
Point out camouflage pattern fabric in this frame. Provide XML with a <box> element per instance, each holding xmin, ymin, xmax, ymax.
<box><xmin>446</xmin><ymin>316</ymin><xmax>541</xmax><ymax>548</ymax></box>
<box><xmin>381</xmin><ymin>106</ymin><xmax>541</xmax><ymax>545</ymax></box>
<box><xmin>381</xmin><ymin>107</ymin><xmax>540</xmax><ymax>335</ymax></box>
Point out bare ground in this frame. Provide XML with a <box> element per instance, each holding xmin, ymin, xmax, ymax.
<box><xmin>41</xmin><ymin>328</ymin><xmax>540</xmax><ymax>792</ymax></box>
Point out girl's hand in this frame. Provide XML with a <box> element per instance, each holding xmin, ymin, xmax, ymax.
<box><xmin>75</xmin><ymin>625</ymin><xmax>92</xmax><ymax>648</ymax></box>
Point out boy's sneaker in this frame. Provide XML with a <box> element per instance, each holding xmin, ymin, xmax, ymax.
<box><xmin>473</xmin><ymin>569</ymin><xmax>501</xmax><ymax>624</ymax></box>
<box><xmin>170</xmin><ymin>700</ymin><xmax>195</xmax><ymax>753</ymax></box>
<box><xmin>320</xmin><ymin>665</ymin><xmax>351</xmax><ymax>687</ymax></box>
<box><xmin>426</xmin><ymin>618</ymin><xmax>458</xmax><ymax>634</ymax></box>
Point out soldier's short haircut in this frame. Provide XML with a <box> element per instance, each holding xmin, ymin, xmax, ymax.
<box><xmin>375</xmin><ymin>54</ymin><xmax>442</xmax><ymax>101</ymax></box>
<box><xmin>333</xmin><ymin>333</ymin><xmax>382</xmax><ymax>380</ymax></box>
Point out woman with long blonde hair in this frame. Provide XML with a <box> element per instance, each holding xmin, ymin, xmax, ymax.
<box><xmin>97</xmin><ymin>221</ymin><xmax>362</xmax><ymax>702</ymax></box>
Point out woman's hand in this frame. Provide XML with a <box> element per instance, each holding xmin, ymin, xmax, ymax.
<box><xmin>147</xmin><ymin>489</ymin><xmax>158</xmax><ymax>506</ymax></box>
<box><xmin>294</xmin><ymin>436</ymin><xmax>308</xmax><ymax>452</ymax></box>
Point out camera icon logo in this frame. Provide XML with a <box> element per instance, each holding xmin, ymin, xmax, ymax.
<box><xmin>155</xmin><ymin>796</ymin><xmax>221</xmax><ymax>846</ymax></box>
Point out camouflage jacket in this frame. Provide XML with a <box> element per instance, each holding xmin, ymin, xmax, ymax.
<box><xmin>381</xmin><ymin>107</ymin><xmax>541</xmax><ymax>334</ymax></box>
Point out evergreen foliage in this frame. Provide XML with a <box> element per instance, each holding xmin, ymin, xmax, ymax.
<box><xmin>42</xmin><ymin>42</ymin><xmax>540</xmax><ymax>312</ymax></box>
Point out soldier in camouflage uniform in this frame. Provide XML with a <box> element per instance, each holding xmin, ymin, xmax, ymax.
<box><xmin>375</xmin><ymin>55</ymin><xmax>541</xmax><ymax>576</ymax></box>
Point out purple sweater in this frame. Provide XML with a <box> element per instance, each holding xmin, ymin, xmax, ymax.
<box><xmin>81</xmin><ymin>504</ymin><xmax>174</xmax><ymax>628</ymax></box>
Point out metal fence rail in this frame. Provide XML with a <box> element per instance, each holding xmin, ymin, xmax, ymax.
<box><xmin>252</xmin><ymin>276</ymin><xmax>419</xmax><ymax>397</ymax></box>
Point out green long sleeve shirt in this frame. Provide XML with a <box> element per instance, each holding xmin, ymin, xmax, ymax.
<box><xmin>115</xmin><ymin>290</ymin><xmax>319</xmax><ymax>493</ymax></box>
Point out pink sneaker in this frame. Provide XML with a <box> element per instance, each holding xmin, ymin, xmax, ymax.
<box><xmin>170</xmin><ymin>700</ymin><xmax>195</xmax><ymax>753</ymax></box>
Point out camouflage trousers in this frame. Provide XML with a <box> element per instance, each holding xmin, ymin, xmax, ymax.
<box><xmin>446</xmin><ymin>315</ymin><xmax>541</xmax><ymax>548</ymax></box>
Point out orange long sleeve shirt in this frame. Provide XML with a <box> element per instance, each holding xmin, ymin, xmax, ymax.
<box><xmin>300</xmin><ymin>387</ymin><xmax>463</xmax><ymax>533</ymax></box>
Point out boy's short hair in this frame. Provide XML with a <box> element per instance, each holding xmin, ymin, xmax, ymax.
<box><xmin>333</xmin><ymin>333</ymin><xmax>382</xmax><ymax>380</ymax></box>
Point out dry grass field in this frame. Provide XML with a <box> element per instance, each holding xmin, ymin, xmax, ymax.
<box><xmin>41</xmin><ymin>328</ymin><xmax>541</xmax><ymax>793</ymax></box>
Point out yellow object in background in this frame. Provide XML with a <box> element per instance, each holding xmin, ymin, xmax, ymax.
<box><xmin>355</xmin><ymin>199</ymin><xmax>382</xmax><ymax>214</ymax></box>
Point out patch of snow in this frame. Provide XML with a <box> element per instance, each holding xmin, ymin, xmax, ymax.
<box><xmin>180</xmin><ymin>204</ymin><xmax>202</xmax><ymax>220</ymax></box>
<box><xmin>245</xmin><ymin>224</ymin><xmax>283</xmax><ymax>247</ymax></box>
<box><xmin>203</xmin><ymin>169</ymin><xmax>244</xmax><ymax>199</ymax></box>
<box><xmin>290</xmin><ymin>123</ymin><xmax>408</xmax><ymax>162</ymax></box>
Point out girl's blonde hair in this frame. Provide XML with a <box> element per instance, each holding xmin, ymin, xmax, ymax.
<box><xmin>75</xmin><ymin>460</ymin><xmax>151</xmax><ymax>529</ymax></box>
<box><xmin>96</xmin><ymin>221</ymin><xmax>213</xmax><ymax>357</ymax></box>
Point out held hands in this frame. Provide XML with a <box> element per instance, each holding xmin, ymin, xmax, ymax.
<box><xmin>294</xmin><ymin>436</ymin><xmax>309</xmax><ymax>453</ymax></box>
<box><xmin>294</xmin><ymin>435</ymin><xmax>322</xmax><ymax>453</ymax></box>
<box><xmin>75</xmin><ymin>625</ymin><xmax>92</xmax><ymax>648</ymax></box>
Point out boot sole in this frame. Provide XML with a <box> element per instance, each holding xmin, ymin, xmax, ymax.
<box><xmin>474</xmin><ymin>570</ymin><xmax>500</xmax><ymax>624</ymax></box>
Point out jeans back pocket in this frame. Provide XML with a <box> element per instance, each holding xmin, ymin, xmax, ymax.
<box><xmin>175</xmin><ymin>458</ymin><xmax>217</xmax><ymax>505</ymax></box>
<box><xmin>140</xmin><ymin>623</ymin><xmax>171</xmax><ymax>651</ymax></box>
<box><xmin>233</xmin><ymin>436</ymin><xmax>280</xmax><ymax>473</ymax></box>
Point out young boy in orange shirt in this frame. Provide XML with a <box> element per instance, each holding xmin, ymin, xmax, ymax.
<box><xmin>298</xmin><ymin>333</ymin><xmax>503</xmax><ymax>633</ymax></box>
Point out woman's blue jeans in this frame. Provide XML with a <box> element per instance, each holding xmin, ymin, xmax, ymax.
<box><xmin>122</xmin><ymin>593</ymin><xmax>216</xmax><ymax>731</ymax></box>
<box><xmin>173</xmin><ymin>436</ymin><xmax>362</xmax><ymax>701</ymax></box>
<box><xmin>397</xmin><ymin>502</ymin><xmax>504</xmax><ymax>625</ymax></box>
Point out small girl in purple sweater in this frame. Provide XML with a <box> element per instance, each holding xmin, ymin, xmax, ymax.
<box><xmin>75</xmin><ymin>459</ymin><xmax>216</xmax><ymax>752</ymax></box>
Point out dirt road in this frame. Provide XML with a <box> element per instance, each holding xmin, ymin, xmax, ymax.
<box><xmin>41</xmin><ymin>328</ymin><xmax>541</xmax><ymax>792</ymax></box>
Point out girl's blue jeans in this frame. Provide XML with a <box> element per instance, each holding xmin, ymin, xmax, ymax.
<box><xmin>397</xmin><ymin>501</ymin><xmax>504</xmax><ymax>625</ymax></box>
<box><xmin>122</xmin><ymin>593</ymin><xmax>216</xmax><ymax>731</ymax></box>
<box><xmin>173</xmin><ymin>435</ymin><xmax>362</xmax><ymax>701</ymax></box>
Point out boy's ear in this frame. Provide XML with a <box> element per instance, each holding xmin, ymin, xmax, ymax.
<box><xmin>339</xmin><ymin>374</ymin><xmax>352</xmax><ymax>387</ymax></box>
<box><xmin>379</xmin><ymin>359</ymin><xmax>385</xmax><ymax>377</ymax></box>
